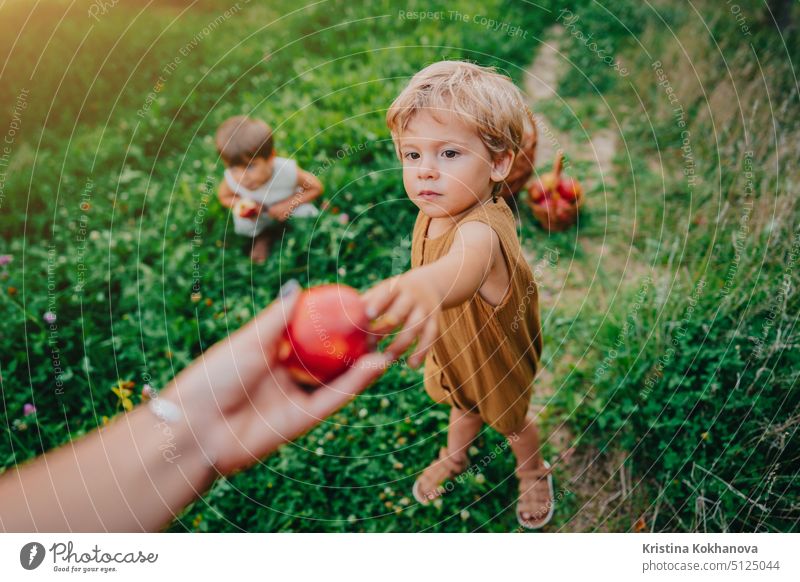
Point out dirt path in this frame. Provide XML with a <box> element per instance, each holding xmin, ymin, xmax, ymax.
<box><xmin>521</xmin><ymin>25</ymin><xmax>653</xmax><ymax>532</ymax></box>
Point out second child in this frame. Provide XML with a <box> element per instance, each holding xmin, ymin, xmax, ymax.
<box><xmin>215</xmin><ymin>115</ymin><xmax>323</xmax><ymax>263</ymax></box>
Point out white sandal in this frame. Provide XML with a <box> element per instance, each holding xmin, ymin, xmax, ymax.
<box><xmin>516</xmin><ymin>460</ymin><xmax>555</xmax><ymax>529</ymax></box>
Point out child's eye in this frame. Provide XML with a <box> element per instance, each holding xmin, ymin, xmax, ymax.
<box><xmin>442</xmin><ymin>150</ymin><xmax>459</xmax><ymax>159</ymax></box>
<box><xmin>404</xmin><ymin>152</ymin><xmax>420</xmax><ymax>160</ymax></box>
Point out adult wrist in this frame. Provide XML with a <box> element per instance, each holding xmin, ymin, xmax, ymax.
<box><xmin>148</xmin><ymin>384</ymin><xmax>219</xmax><ymax>480</ymax></box>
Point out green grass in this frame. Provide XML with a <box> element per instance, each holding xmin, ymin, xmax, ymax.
<box><xmin>546</xmin><ymin>0</ymin><xmax>800</xmax><ymax>532</ymax></box>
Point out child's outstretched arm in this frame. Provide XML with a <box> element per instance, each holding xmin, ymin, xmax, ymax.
<box><xmin>363</xmin><ymin>221</ymin><xmax>501</xmax><ymax>367</ymax></box>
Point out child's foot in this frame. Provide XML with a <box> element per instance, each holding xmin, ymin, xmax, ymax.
<box><xmin>412</xmin><ymin>447</ymin><xmax>468</xmax><ymax>505</ymax></box>
<box><xmin>249</xmin><ymin>235</ymin><xmax>270</xmax><ymax>264</ymax></box>
<box><xmin>516</xmin><ymin>460</ymin><xmax>555</xmax><ymax>529</ymax></box>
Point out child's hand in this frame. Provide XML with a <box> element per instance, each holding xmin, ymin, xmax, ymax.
<box><xmin>267</xmin><ymin>198</ymin><xmax>296</xmax><ymax>222</ymax></box>
<box><xmin>362</xmin><ymin>272</ymin><xmax>442</xmax><ymax>367</ymax></box>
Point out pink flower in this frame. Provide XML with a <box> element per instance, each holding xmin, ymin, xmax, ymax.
<box><xmin>0</xmin><ymin>255</ymin><xmax>12</xmax><ymax>266</ymax></box>
<box><xmin>43</xmin><ymin>311</ymin><xmax>57</xmax><ymax>324</ymax></box>
<box><xmin>23</xmin><ymin>403</ymin><xmax>36</xmax><ymax>416</ymax></box>
<box><xmin>337</xmin><ymin>213</ymin><xmax>350</xmax><ymax>225</ymax></box>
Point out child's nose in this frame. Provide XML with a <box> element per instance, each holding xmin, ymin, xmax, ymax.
<box><xmin>417</xmin><ymin>160</ymin><xmax>439</xmax><ymax>180</ymax></box>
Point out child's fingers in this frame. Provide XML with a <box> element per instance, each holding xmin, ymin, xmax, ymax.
<box><xmin>408</xmin><ymin>317</ymin><xmax>439</xmax><ymax>368</ymax></box>
<box><xmin>361</xmin><ymin>279</ymin><xmax>399</xmax><ymax>320</ymax></box>
<box><xmin>369</xmin><ymin>292</ymin><xmax>414</xmax><ymax>334</ymax></box>
<box><xmin>385</xmin><ymin>306</ymin><xmax>427</xmax><ymax>358</ymax></box>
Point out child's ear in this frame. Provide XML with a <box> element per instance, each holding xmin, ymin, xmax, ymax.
<box><xmin>490</xmin><ymin>149</ymin><xmax>515</xmax><ymax>183</ymax></box>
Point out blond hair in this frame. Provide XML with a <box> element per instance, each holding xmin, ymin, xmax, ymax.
<box><xmin>215</xmin><ymin>115</ymin><xmax>274</xmax><ymax>167</ymax></box>
<box><xmin>386</xmin><ymin>60</ymin><xmax>529</xmax><ymax>158</ymax></box>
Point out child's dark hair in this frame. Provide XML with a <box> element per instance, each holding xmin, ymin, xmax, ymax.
<box><xmin>215</xmin><ymin>115</ymin><xmax>274</xmax><ymax>167</ymax></box>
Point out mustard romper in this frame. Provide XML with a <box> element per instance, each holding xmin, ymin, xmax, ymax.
<box><xmin>411</xmin><ymin>198</ymin><xmax>544</xmax><ymax>435</ymax></box>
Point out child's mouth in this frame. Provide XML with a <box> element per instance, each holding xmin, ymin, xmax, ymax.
<box><xmin>417</xmin><ymin>190</ymin><xmax>442</xmax><ymax>201</ymax></box>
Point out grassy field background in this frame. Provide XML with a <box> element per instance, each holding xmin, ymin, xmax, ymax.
<box><xmin>0</xmin><ymin>0</ymin><xmax>797</xmax><ymax>532</ymax></box>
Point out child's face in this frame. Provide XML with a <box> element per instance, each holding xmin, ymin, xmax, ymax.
<box><xmin>228</xmin><ymin>154</ymin><xmax>275</xmax><ymax>190</ymax></box>
<box><xmin>397</xmin><ymin>109</ymin><xmax>513</xmax><ymax>219</ymax></box>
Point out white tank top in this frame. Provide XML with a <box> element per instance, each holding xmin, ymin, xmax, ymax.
<box><xmin>224</xmin><ymin>156</ymin><xmax>298</xmax><ymax>205</ymax></box>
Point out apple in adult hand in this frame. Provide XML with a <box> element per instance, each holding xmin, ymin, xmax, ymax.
<box><xmin>277</xmin><ymin>284</ymin><xmax>373</xmax><ymax>389</ymax></box>
<box><xmin>234</xmin><ymin>198</ymin><xmax>260</xmax><ymax>219</ymax></box>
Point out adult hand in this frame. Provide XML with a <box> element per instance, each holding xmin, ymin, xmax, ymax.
<box><xmin>164</xmin><ymin>281</ymin><xmax>393</xmax><ymax>476</ymax></box>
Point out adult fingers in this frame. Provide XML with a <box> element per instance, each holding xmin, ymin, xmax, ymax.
<box><xmin>219</xmin><ymin>280</ymin><xmax>301</xmax><ymax>376</ymax></box>
<box><xmin>303</xmin><ymin>352</ymin><xmax>394</xmax><ymax>419</ymax></box>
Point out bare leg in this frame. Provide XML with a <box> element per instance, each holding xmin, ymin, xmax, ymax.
<box><xmin>414</xmin><ymin>406</ymin><xmax>483</xmax><ymax>502</ymax></box>
<box><xmin>506</xmin><ymin>411</ymin><xmax>545</xmax><ymax>472</ymax></box>
<box><xmin>249</xmin><ymin>231</ymin><xmax>271</xmax><ymax>264</ymax></box>
<box><xmin>446</xmin><ymin>406</ymin><xmax>483</xmax><ymax>464</ymax></box>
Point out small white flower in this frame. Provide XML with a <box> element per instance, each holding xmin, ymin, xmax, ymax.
<box><xmin>358</xmin><ymin>408</ymin><xmax>368</xmax><ymax>418</ymax></box>
<box><xmin>338</xmin><ymin>267</ymin><xmax>347</xmax><ymax>276</ymax></box>
<box><xmin>468</xmin><ymin>446</ymin><xmax>479</xmax><ymax>456</ymax></box>
<box><xmin>475</xmin><ymin>474</ymin><xmax>486</xmax><ymax>485</ymax></box>
<box><xmin>380</xmin><ymin>397</ymin><xmax>390</xmax><ymax>409</ymax></box>
<box><xmin>315</xmin><ymin>447</ymin><xmax>324</xmax><ymax>456</ymax></box>
<box><xmin>433</xmin><ymin>498</ymin><xmax>443</xmax><ymax>509</ymax></box>
<box><xmin>460</xmin><ymin>509</ymin><xmax>470</xmax><ymax>521</ymax></box>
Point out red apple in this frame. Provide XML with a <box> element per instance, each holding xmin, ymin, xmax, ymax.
<box><xmin>234</xmin><ymin>198</ymin><xmax>260</xmax><ymax>219</ymax></box>
<box><xmin>554</xmin><ymin>196</ymin><xmax>574</xmax><ymax>223</ymax></box>
<box><xmin>277</xmin><ymin>284</ymin><xmax>372</xmax><ymax>388</ymax></box>
<box><xmin>557</xmin><ymin>176</ymin><xmax>582</xmax><ymax>202</ymax></box>
<box><xmin>527</xmin><ymin>151</ymin><xmax>583</xmax><ymax>206</ymax></box>
<box><xmin>528</xmin><ymin>175</ymin><xmax>554</xmax><ymax>203</ymax></box>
